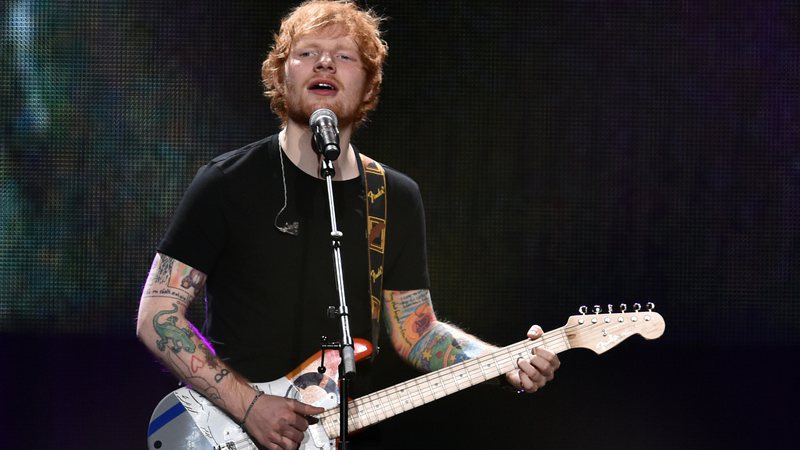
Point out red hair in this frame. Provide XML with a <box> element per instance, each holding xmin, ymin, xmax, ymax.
<box><xmin>262</xmin><ymin>0</ymin><xmax>388</xmax><ymax>126</ymax></box>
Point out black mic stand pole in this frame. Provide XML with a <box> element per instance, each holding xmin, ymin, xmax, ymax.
<box><xmin>319</xmin><ymin>156</ymin><xmax>356</xmax><ymax>449</ymax></box>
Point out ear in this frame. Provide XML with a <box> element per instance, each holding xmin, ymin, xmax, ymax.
<box><xmin>362</xmin><ymin>81</ymin><xmax>378</xmax><ymax>103</ymax></box>
<box><xmin>273</xmin><ymin>65</ymin><xmax>288</xmax><ymax>94</ymax></box>
<box><xmin>362</xmin><ymin>71</ymin><xmax>382</xmax><ymax>103</ymax></box>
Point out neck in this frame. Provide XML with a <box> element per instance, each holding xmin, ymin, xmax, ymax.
<box><xmin>281</xmin><ymin>120</ymin><xmax>359</xmax><ymax>180</ymax></box>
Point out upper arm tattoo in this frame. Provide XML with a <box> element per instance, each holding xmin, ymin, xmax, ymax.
<box><xmin>153</xmin><ymin>256</ymin><xmax>173</xmax><ymax>284</ymax></box>
<box><xmin>142</xmin><ymin>254</ymin><xmax>206</xmax><ymax>307</ymax></box>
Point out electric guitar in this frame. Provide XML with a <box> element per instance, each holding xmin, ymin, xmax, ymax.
<box><xmin>147</xmin><ymin>304</ymin><xmax>665</xmax><ymax>450</ymax></box>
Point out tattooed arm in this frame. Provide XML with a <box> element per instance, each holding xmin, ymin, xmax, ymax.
<box><xmin>136</xmin><ymin>253</ymin><xmax>322</xmax><ymax>449</ymax></box>
<box><xmin>383</xmin><ymin>289</ymin><xmax>560</xmax><ymax>393</ymax></box>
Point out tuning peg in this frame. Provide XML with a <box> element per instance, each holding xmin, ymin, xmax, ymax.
<box><xmin>619</xmin><ymin>303</ymin><xmax>627</xmax><ymax>313</ymax></box>
<box><xmin>591</xmin><ymin>305</ymin><xmax>602</xmax><ymax>324</ymax></box>
<box><xmin>646</xmin><ymin>302</ymin><xmax>655</xmax><ymax>311</ymax></box>
<box><xmin>607</xmin><ymin>304</ymin><xmax>613</xmax><ymax>313</ymax></box>
<box><xmin>633</xmin><ymin>302</ymin><xmax>641</xmax><ymax>312</ymax></box>
<box><xmin>577</xmin><ymin>305</ymin><xmax>588</xmax><ymax>324</ymax></box>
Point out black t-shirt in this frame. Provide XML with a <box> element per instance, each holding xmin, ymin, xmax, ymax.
<box><xmin>157</xmin><ymin>134</ymin><xmax>430</xmax><ymax>387</ymax></box>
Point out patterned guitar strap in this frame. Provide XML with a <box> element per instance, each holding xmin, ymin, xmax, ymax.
<box><xmin>360</xmin><ymin>153</ymin><xmax>386</xmax><ymax>359</ymax></box>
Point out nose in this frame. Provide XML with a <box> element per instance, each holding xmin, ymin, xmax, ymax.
<box><xmin>315</xmin><ymin>52</ymin><xmax>336</xmax><ymax>73</ymax></box>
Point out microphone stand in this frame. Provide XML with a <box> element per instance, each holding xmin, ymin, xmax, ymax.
<box><xmin>319</xmin><ymin>156</ymin><xmax>356</xmax><ymax>449</ymax></box>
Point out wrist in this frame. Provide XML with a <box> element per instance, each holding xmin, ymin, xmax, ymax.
<box><xmin>239</xmin><ymin>389</ymin><xmax>264</xmax><ymax>430</ymax></box>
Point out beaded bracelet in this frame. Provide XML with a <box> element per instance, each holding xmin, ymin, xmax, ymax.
<box><xmin>240</xmin><ymin>390</ymin><xmax>264</xmax><ymax>430</ymax></box>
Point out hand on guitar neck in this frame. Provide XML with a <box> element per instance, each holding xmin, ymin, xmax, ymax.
<box><xmin>503</xmin><ymin>325</ymin><xmax>562</xmax><ymax>394</ymax></box>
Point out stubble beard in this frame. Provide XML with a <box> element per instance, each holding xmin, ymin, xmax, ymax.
<box><xmin>284</xmin><ymin>85</ymin><xmax>359</xmax><ymax>130</ymax></box>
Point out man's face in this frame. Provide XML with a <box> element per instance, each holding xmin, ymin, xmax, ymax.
<box><xmin>282</xmin><ymin>29</ymin><xmax>370</xmax><ymax>129</ymax></box>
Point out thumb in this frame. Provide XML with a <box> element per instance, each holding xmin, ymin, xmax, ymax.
<box><xmin>292</xmin><ymin>399</ymin><xmax>325</xmax><ymax>415</ymax></box>
<box><xmin>527</xmin><ymin>324</ymin><xmax>543</xmax><ymax>340</ymax></box>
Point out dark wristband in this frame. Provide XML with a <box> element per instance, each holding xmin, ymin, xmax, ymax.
<box><xmin>240</xmin><ymin>390</ymin><xmax>264</xmax><ymax>430</ymax></box>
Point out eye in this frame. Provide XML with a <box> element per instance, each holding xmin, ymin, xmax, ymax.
<box><xmin>337</xmin><ymin>53</ymin><xmax>356</xmax><ymax>61</ymax></box>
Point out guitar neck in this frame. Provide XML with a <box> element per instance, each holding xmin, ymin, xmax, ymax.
<box><xmin>319</xmin><ymin>327</ymin><xmax>571</xmax><ymax>438</ymax></box>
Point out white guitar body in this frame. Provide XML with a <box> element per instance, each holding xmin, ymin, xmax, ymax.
<box><xmin>147</xmin><ymin>307</ymin><xmax>665</xmax><ymax>450</ymax></box>
<box><xmin>148</xmin><ymin>377</ymin><xmax>338</xmax><ymax>450</ymax></box>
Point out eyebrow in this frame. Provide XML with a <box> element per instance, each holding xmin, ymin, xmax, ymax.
<box><xmin>293</xmin><ymin>37</ymin><xmax>359</xmax><ymax>51</ymax></box>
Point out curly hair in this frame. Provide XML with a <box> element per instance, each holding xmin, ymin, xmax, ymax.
<box><xmin>262</xmin><ymin>0</ymin><xmax>388</xmax><ymax>127</ymax></box>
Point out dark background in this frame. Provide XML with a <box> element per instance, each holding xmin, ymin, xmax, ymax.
<box><xmin>1</xmin><ymin>1</ymin><xmax>797</xmax><ymax>448</ymax></box>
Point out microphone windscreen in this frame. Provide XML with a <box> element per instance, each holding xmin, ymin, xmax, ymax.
<box><xmin>310</xmin><ymin>108</ymin><xmax>338</xmax><ymax>127</ymax></box>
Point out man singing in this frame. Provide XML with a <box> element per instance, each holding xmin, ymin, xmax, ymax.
<box><xmin>137</xmin><ymin>1</ymin><xmax>559</xmax><ymax>448</ymax></box>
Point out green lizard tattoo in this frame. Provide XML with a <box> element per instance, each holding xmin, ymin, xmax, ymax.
<box><xmin>154</xmin><ymin>303</ymin><xmax>196</xmax><ymax>354</ymax></box>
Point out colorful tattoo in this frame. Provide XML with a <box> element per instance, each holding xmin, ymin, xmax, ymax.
<box><xmin>143</xmin><ymin>255</ymin><xmax>229</xmax><ymax>405</ymax></box>
<box><xmin>142</xmin><ymin>255</ymin><xmax>206</xmax><ymax>307</ymax></box>
<box><xmin>385</xmin><ymin>290</ymin><xmax>487</xmax><ymax>371</ymax></box>
<box><xmin>190</xmin><ymin>355</ymin><xmax>205</xmax><ymax>373</ymax></box>
<box><xmin>385</xmin><ymin>290</ymin><xmax>435</xmax><ymax>347</ymax></box>
<box><xmin>180</xmin><ymin>268</ymin><xmax>204</xmax><ymax>290</ymax></box>
<box><xmin>407</xmin><ymin>324</ymin><xmax>475</xmax><ymax>371</ymax></box>
<box><xmin>153</xmin><ymin>303</ymin><xmax>197</xmax><ymax>354</ymax></box>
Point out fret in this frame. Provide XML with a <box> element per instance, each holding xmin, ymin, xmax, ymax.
<box><xmin>350</xmin><ymin>397</ymin><xmax>374</xmax><ymax>429</ymax></box>
<box><xmin>322</xmin><ymin>412</ymin><xmax>339</xmax><ymax>438</ymax></box>
<box><xmin>353</xmin><ymin>397</ymin><xmax>375</xmax><ymax>430</ymax></box>
<box><xmin>404</xmin><ymin>383</ymin><xmax>423</xmax><ymax>408</ymax></box>
<box><xmin>477</xmin><ymin>354</ymin><xmax>499</xmax><ymax>381</ymax></box>
<box><xmin>378</xmin><ymin>386</ymin><xmax>398</xmax><ymax>414</ymax></box>
<box><xmin>393</xmin><ymin>385</ymin><xmax>412</xmax><ymax>412</ymax></box>
<box><xmin>502</xmin><ymin>345</ymin><xmax>523</xmax><ymax>372</ymax></box>
<box><xmin>467</xmin><ymin>358</ymin><xmax>487</xmax><ymax>383</ymax></box>
<box><xmin>369</xmin><ymin>395</ymin><xmax>388</xmax><ymax>422</ymax></box>
<box><xmin>425</xmin><ymin>371</ymin><xmax>446</xmax><ymax>400</ymax></box>
<box><xmin>348</xmin><ymin>406</ymin><xmax>364</xmax><ymax>430</ymax></box>
<box><xmin>450</xmin><ymin>366</ymin><xmax>470</xmax><ymax>388</ymax></box>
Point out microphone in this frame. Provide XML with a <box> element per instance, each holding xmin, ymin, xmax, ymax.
<box><xmin>309</xmin><ymin>108</ymin><xmax>340</xmax><ymax>161</ymax></box>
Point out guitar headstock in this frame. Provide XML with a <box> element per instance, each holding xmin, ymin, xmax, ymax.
<box><xmin>564</xmin><ymin>303</ymin><xmax>665</xmax><ymax>354</ymax></box>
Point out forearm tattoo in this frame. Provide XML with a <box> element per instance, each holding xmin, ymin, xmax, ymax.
<box><xmin>386</xmin><ymin>290</ymin><xmax>484</xmax><ymax>371</ymax></box>
<box><xmin>406</xmin><ymin>324</ymin><xmax>482</xmax><ymax>371</ymax></box>
<box><xmin>153</xmin><ymin>303</ymin><xmax>196</xmax><ymax>354</ymax></box>
<box><xmin>385</xmin><ymin>290</ymin><xmax>436</xmax><ymax>348</ymax></box>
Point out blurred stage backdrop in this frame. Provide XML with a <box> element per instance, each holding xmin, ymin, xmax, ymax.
<box><xmin>1</xmin><ymin>1</ymin><xmax>797</xmax><ymax>448</ymax></box>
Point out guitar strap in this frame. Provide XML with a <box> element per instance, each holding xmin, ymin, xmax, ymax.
<box><xmin>360</xmin><ymin>153</ymin><xmax>386</xmax><ymax>359</ymax></box>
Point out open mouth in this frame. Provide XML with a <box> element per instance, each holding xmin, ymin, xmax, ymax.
<box><xmin>309</xmin><ymin>81</ymin><xmax>338</xmax><ymax>93</ymax></box>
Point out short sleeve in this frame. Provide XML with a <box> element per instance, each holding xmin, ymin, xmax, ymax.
<box><xmin>382</xmin><ymin>168</ymin><xmax>431</xmax><ymax>290</ymax></box>
<box><xmin>157</xmin><ymin>163</ymin><xmax>227</xmax><ymax>275</ymax></box>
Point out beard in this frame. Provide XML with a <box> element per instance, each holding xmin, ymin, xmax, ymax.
<box><xmin>283</xmin><ymin>85</ymin><xmax>361</xmax><ymax>129</ymax></box>
<box><xmin>286</xmin><ymin>101</ymin><xmax>357</xmax><ymax>130</ymax></box>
